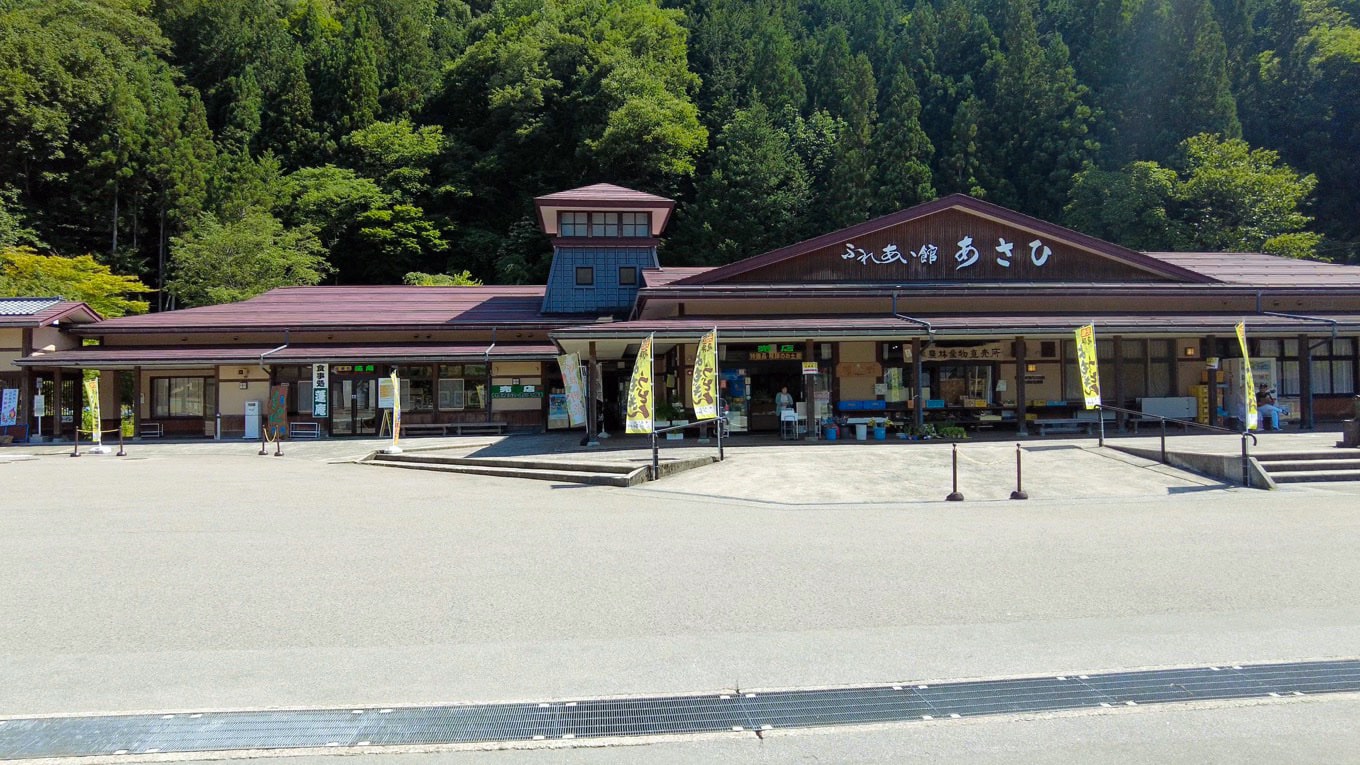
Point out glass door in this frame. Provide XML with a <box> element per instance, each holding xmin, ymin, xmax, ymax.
<box><xmin>330</xmin><ymin>377</ymin><xmax>379</xmax><ymax>436</ymax></box>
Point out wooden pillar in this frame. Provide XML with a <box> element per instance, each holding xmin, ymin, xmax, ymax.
<box><xmin>1112</xmin><ymin>334</ymin><xmax>1125</xmax><ymax>430</ymax></box>
<box><xmin>1299</xmin><ymin>334</ymin><xmax>1313</xmax><ymax>430</ymax></box>
<box><xmin>53</xmin><ymin>368</ymin><xmax>64</xmax><ymax>440</ymax></box>
<box><xmin>803</xmin><ymin>338</ymin><xmax>814</xmax><ymax>412</ymax></box>
<box><xmin>1014</xmin><ymin>337</ymin><xmax>1028</xmax><ymax>437</ymax></box>
<box><xmin>19</xmin><ymin>328</ymin><xmax>32</xmax><ymax>438</ymax></box>
<box><xmin>133</xmin><ymin>366</ymin><xmax>143</xmax><ymax>438</ymax></box>
<box><xmin>911</xmin><ymin>338</ymin><xmax>924</xmax><ymax>429</ymax></box>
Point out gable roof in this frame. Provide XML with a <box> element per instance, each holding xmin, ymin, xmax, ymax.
<box><xmin>535</xmin><ymin>183</ymin><xmax>673</xmax><ymax>206</ymax></box>
<box><xmin>1149</xmin><ymin>252</ymin><xmax>1360</xmax><ymax>287</ymax></box>
<box><xmin>670</xmin><ymin>194</ymin><xmax>1215</xmax><ymax>286</ymax></box>
<box><xmin>80</xmin><ymin>285</ymin><xmax>576</xmax><ymax>334</ymax></box>
<box><xmin>0</xmin><ymin>298</ymin><xmax>101</xmax><ymax>328</ymax></box>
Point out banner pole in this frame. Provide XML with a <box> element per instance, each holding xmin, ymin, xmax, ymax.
<box><xmin>650</xmin><ymin>343</ymin><xmax>658</xmax><ymax>480</ymax></box>
<box><xmin>714</xmin><ymin>328</ymin><xmax>723</xmax><ymax>461</ymax></box>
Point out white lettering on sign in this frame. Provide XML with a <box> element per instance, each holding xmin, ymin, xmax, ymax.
<box><xmin>839</xmin><ymin>236</ymin><xmax>1055</xmax><ymax>271</ymax></box>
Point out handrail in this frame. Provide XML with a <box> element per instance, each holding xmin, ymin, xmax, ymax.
<box><xmin>1096</xmin><ymin>403</ymin><xmax>1259</xmax><ymax>487</ymax></box>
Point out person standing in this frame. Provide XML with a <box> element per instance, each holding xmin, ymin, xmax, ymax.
<box><xmin>775</xmin><ymin>385</ymin><xmax>794</xmax><ymax>412</ymax></box>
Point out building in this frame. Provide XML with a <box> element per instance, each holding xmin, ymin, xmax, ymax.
<box><xmin>7</xmin><ymin>185</ymin><xmax>1360</xmax><ymax>440</ymax></box>
<box><xmin>0</xmin><ymin>298</ymin><xmax>100</xmax><ymax>441</ymax></box>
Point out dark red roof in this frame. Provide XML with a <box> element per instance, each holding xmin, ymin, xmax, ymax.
<box><xmin>0</xmin><ymin>298</ymin><xmax>100</xmax><ymax>328</ymax></box>
<box><xmin>1149</xmin><ymin>252</ymin><xmax>1360</xmax><ymax>287</ymax></box>
<box><xmin>534</xmin><ymin>183</ymin><xmax>673</xmax><ymax>205</ymax></box>
<box><xmin>17</xmin><ymin>342</ymin><xmax>560</xmax><ymax>368</ymax></box>
<box><xmin>669</xmin><ymin>194</ymin><xmax>1214</xmax><ymax>286</ymax></box>
<box><xmin>553</xmin><ymin>313</ymin><xmax>1360</xmax><ymax>339</ymax></box>
<box><xmin>81</xmin><ymin>286</ymin><xmax>571</xmax><ymax>334</ymax></box>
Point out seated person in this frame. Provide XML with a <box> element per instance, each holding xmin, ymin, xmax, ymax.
<box><xmin>1257</xmin><ymin>384</ymin><xmax>1282</xmax><ymax>431</ymax></box>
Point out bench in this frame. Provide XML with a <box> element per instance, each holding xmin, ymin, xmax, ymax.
<box><xmin>139</xmin><ymin>422</ymin><xmax>162</xmax><ymax>438</ymax></box>
<box><xmin>1033</xmin><ymin>418</ymin><xmax>1089</xmax><ymax>436</ymax></box>
<box><xmin>401</xmin><ymin>421</ymin><xmax>509</xmax><ymax>437</ymax></box>
<box><xmin>289</xmin><ymin>422</ymin><xmax>321</xmax><ymax>439</ymax></box>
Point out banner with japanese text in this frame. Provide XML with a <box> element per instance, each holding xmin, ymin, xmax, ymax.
<box><xmin>0</xmin><ymin>388</ymin><xmax>16</xmax><ymax>427</ymax></box>
<box><xmin>626</xmin><ymin>335</ymin><xmax>654</xmax><ymax>434</ymax></box>
<box><xmin>691</xmin><ymin>329</ymin><xmax>718</xmax><ymax>420</ymax></box>
<box><xmin>390</xmin><ymin>370</ymin><xmax>402</xmax><ymax>447</ymax></box>
<box><xmin>1075</xmin><ymin>324</ymin><xmax>1102</xmax><ymax>410</ymax></box>
<box><xmin>82</xmin><ymin>377</ymin><xmax>101</xmax><ymax>445</ymax></box>
<box><xmin>1235</xmin><ymin>322</ymin><xmax>1259</xmax><ymax>430</ymax></box>
<box><xmin>556</xmin><ymin>352</ymin><xmax>588</xmax><ymax>426</ymax></box>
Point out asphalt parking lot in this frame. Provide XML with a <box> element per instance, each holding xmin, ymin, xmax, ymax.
<box><xmin>3</xmin><ymin>436</ymin><xmax>1359</xmax><ymax>761</ymax></box>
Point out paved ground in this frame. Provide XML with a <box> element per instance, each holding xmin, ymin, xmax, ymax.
<box><xmin>3</xmin><ymin>432</ymin><xmax>1359</xmax><ymax>761</ymax></box>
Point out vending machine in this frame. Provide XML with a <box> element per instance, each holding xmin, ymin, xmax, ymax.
<box><xmin>244</xmin><ymin>400</ymin><xmax>262</xmax><ymax>439</ymax></box>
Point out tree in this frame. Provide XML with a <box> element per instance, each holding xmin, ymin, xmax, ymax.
<box><xmin>0</xmin><ymin>246</ymin><xmax>150</xmax><ymax>316</ymax></box>
<box><xmin>167</xmin><ymin>210</ymin><xmax>329</xmax><ymax>307</ymax></box>
<box><xmin>403</xmin><ymin>270</ymin><xmax>482</xmax><ymax>285</ymax></box>
<box><xmin>352</xmin><ymin>204</ymin><xmax>449</xmax><ymax>283</ymax></box>
<box><xmin>1065</xmin><ymin>133</ymin><xmax>1322</xmax><ymax>258</ymax></box>
<box><xmin>0</xmin><ymin>188</ymin><xmax>41</xmax><ymax>248</ymax></box>
<box><xmin>671</xmin><ymin>102</ymin><xmax>810</xmax><ymax>265</ymax></box>
<box><xmin>821</xmin><ymin>53</ymin><xmax>878</xmax><ymax>227</ymax></box>
<box><xmin>872</xmin><ymin>64</ymin><xmax>935</xmax><ymax>215</ymax></box>
<box><xmin>343</xmin><ymin>119</ymin><xmax>444</xmax><ymax>201</ymax></box>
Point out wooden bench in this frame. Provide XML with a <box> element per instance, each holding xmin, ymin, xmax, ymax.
<box><xmin>139</xmin><ymin>422</ymin><xmax>163</xmax><ymax>438</ymax></box>
<box><xmin>401</xmin><ymin>422</ymin><xmax>509</xmax><ymax>437</ymax></box>
<box><xmin>1033</xmin><ymin>418</ymin><xmax>1089</xmax><ymax>436</ymax></box>
<box><xmin>289</xmin><ymin>422</ymin><xmax>321</xmax><ymax>439</ymax></box>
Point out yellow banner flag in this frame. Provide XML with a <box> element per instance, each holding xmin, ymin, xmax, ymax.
<box><xmin>691</xmin><ymin>329</ymin><xmax>718</xmax><ymax>420</ymax></box>
<box><xmin>1075</xmin><ymin>324</ymin><xmax>1101</xmax><ymax>410</ymax></box>
<box><xmin>391</xmin><ymin>369</ymin><xmax>402</xmax><ymax>447</ymax></box>
<box><xmin>82</xmin><ymin>377</ymin><xmax>101</xmax><ymax>445</ymax></box>
<box><xmin>626</xmin><ymin>335</ymin><xmax>654</xmax><ymax>434</ymax></box>
<box><xmin>1235</xmin><ymin>322</ymin><xmax>1258</xmax><ymax>430</ymax></box>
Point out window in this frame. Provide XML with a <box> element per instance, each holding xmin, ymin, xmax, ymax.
<box><xmin>560</xmin><ymin>212</ymin><xmax>588</xmax><ymax>237</ymax></box>
<box><xmin>621</xmin><ymin>212</ymin><xmax>650</xmax><ymax>237</ymax></box>
<box><xmin>437</xmin><ymin>364</ymin><xmax>487</xmax><ymax>410</ymax></box>
<box><xmin>590</xmin><ymin>212</ymin><xmax>620</xmax><ymax>237</ymax></box>
<box><xmin>152</xmin><ymin>377</ymin><xmax>215</xmax><ymax>418</ymax></box>
<box><xmin>575</xmin><ymin>266</ymin><xmax>594</xmax><ymax>286</ymax></box>
<box><xmin>618</xmin><ymin>266</ymin><xmax>638</xmax><ymax>286</ymax></box>
<box><xmin>401</xmin><ymin>366</ymin><xmax>434</xmax><ymax>411</ymax></box>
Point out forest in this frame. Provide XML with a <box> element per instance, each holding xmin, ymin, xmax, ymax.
<box><xmin>1</xmin><ymin>0</ymin><xmax>1357</xmax><ymax>315</ymax></box>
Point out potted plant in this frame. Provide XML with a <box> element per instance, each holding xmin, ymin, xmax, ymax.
<box><xmin>871</xmin><ymin>417</ymin><xmax>888</xmax><ymax>440</ymax></box>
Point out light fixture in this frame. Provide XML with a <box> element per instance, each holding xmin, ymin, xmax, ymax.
<box><xmin>1183</xmin><ymin>346</ymin><xmax>1197</xmax><ymax>357</ymax></box>
<box><xmin>1026</xmin><ymin>363</ymin><xmax>1038</xmax><ymax>373</ymax></box>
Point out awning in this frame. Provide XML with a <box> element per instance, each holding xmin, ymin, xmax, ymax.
<box><xmin>16</xmin><ymin>342</ymin><xmax>562</xmax><ymax>369</ymax></box>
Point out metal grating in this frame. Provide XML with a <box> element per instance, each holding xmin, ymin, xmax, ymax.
<box><xmin>3</xmin><ymin>660</ymin><xmax>1359</xmax><ymax>759</ymax></box>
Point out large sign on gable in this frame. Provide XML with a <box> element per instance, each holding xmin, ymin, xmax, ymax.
<box><xmin>725</xmin><ymin>208</ymin><xmax>1174</xmax><ymax>283</ymax></box>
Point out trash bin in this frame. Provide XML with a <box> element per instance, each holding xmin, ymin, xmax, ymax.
<box><xmin>855</xmin><ymin>423</ymin><xmax>867</xmax><ymax>441</ymax></box>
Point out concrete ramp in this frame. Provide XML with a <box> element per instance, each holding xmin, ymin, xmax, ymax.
<box><xmin>365</xmin><ymin>451</ymin><xmax>717</xmax><ymax>486</ymax></box>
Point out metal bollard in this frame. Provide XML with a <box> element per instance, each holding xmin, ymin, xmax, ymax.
<box><xmin>946</xmin><ymin>442</ymin><xmax>964</xmax><ymax>501</ymax></box>
<box><xmin>259</xmin><ymin>429</ymin><xmax>268</xmax><ymax>456</ymax></box>
<box><xmin>1010</xmin><ymin>443</ymin><xmax>1028</xmax><ymax>500</ymax></box>
<box><xmin>70</xmin><ymin>428</ymin><xmax>80</xmax><ymax>457</ymax></box>
<box><xmin>274</xmin><ymin>428</ymin><xmax>283</xmax><ymax>457</ymax></box>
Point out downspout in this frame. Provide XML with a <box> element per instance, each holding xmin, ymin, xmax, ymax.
<box><xmin>1260</xmin><ymin>311</ymin><xmax>1340</xmax><ymax>343</ymax></box>
<box><xmin>892</xmin><ymin>289</ymin><xmax>935</xmax><ymax>339</ymax></box>
<box><xmin>259</xmin><ymin>329</ymin><xmax>291</xmax><ymax>370</ymax></box>
<box><xmin>484</xmin><ymin>328</ymin><xmax>496</xmax><ymax>424</ymax></box>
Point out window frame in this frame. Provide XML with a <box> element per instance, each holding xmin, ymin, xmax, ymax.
<box><xmin>559</xmin><ymin>211</ymin><xmax>588</xmax><ymax>237</ymax></box>
<box><xmin>621</xmin><ymin>212</ymin><xmax>650</xmax><ymax>237</ymax></box>
<box><xmin>575</xmin><ymin>266</ymin><xmax>595</xmax><ymax>286</ymax></box>
<box><xmin>590</xmin><ymin>211</ymin><xmax>620</xmax><ymax>237</ymax></box>
<box><xmin>618</xmin><ymin>266</ymin><xmax>638</xmax><ymax>286</ymax></box>
<box><xmin>150</xmin><ymin>376</ymin><xmax>215</xmax><ymax>419</ymax></box>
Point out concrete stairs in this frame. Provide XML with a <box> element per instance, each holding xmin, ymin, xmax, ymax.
<box><xmin>366</xmin><ymin>452</ymin><xmax>650</xmax><ymax>486</ymax></box>
<box><xmin>1255</xmin><ymin>451</ymin><xmax>1360</xmax><ymax>484</ymax></box>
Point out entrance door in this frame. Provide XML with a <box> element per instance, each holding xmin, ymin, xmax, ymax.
<box><xmin>330</xmin><ymin>378</ymin><xmax>379</xmax><ymax>436</ymax></box>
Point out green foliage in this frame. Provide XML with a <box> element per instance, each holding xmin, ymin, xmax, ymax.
<box><xmin>0</xmin><ymin>246</ymin><xmax>151</xmax><ymax>316</ymax></box>
<box><xmin>167</xmin><ymin>210</ymin><xmax>330</xmax><ymax>306</ymax></box>
<box><xmin>353</xmin><ymin>204</ymin><xmax>448</xmax><ymax>283</ymax></box>
<box><xmin>343</xmin><ymin>119</ymin><xmax>444</xmax><ymax>200</ymax></box>
<box><xmin>1066</xmin><ymin>133</ymin><xmax>1321</xmax><ymax>258</ymax></box>
<box><xmin>403</xmin><ymin>270</ymin><xmax>482</xmax><ymax>285</ymax></box>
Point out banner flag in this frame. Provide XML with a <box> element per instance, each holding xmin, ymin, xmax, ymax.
<box><xmin>557</xmin><ymin>352</ymin><xmax>588</xmax><ymax>426</ymax></box>
<box><xmin>1235</xmin><ymin>321</ymin><xmax>1258</xmax><ymax>430</ymax></box>
<box><xmin>0</xmin><ymin>388</ymin><xmax>16</xmax><ymax>427</ymax></box>
<box><xmin>82</xmin><ymin>377</ymin><xmax>101</xmax><ymax>445</ymax></box>
<box><xmin>691</xmin><ymin>329</ymin><xmax>718</xmax><ymax>420</ymax></box>
<box><xmin>626</xmin><ymin>334</ymin><xmax>654</xmax><ymax>434</ymax></box>
<box><xmin>1075</xmin><ymin>323</ymin><xmax>1102</xmax><ymax>410</ymax></box>
<box><xmin>390</xmin><ymin>369</ymin><xmax>402</xmax><ymax>447</ymax></box>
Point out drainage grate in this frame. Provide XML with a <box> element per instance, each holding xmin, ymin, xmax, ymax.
<box><xmin>3</xmin><ymin>660</ymin><xmax>1359</xmax><ymax>759</ymax></box>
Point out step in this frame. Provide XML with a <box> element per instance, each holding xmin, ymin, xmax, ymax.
<box><xmin>1255</xmin><ymin>452</ymin><xmax>1360</xmax><ymax>463</ymax></box>
<box><xmin>1268</xmin><ymin>469</ymin><xmax>1360</xmax><ymax>484</ymax></box>
<box><xmin>365</xmin><ymin>459</ymin><xmax>643</xmax><ymax>487</ymax></box>
<box><xmin>1261</xmin><ymin>459</ymin><xmax>1360</xmax><ymax>473</ymax></box>
<box><xmin>372</xmin><ymin>452</ymin><xmax>638</xmax><ymax>474</ymax></box>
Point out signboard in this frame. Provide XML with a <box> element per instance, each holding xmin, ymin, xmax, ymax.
<box><xmin>0</xmin><ymin>389</ymin><xmax>16</xmax><ymax>427</ymax></box>
<box><xmin>268</xmin><ymin>383</ymin><xmax>289</xmax><ymax>439</ymax></box>
<box><xmin>311</xmin><ymin>363</ymin><xmax>329</xmax><ymax>418</ymax></box>
<box><xmin>918</xmin><ymin>343</ymin><xmax>1009</xmax><ymax>361</ymax></box>
<box><xmin>547</xmin><ymin>394</ymin><xmax>570</xmax><ymax>429</ymax></box>
<box><xmin>377</xmin><ymin>377</ymin><xmax>395</xmax><ymax>408</ymax></box>
<box><xmin>802</xmin><ymin>362</ymin><xmax>819</xmax><ymax>375</ymax></box>
<box><xmin>491</xmin><ymin>384</ymin><xmax>542</xmax><ymax>399</ymax></box>
<box><xmin>332</xmin><ymin>364</ymin><xmax>376</xmax><ymax>375</ymax></box>
<box><xmin>32</xmin><ymin>394</ymin><xmax>45</xmax><ymax>418</ymax></box>
<box><xmin>1075</xmin><ymin>324</ymin><xmax>1101</xmax><ymax>410</ymax></box>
